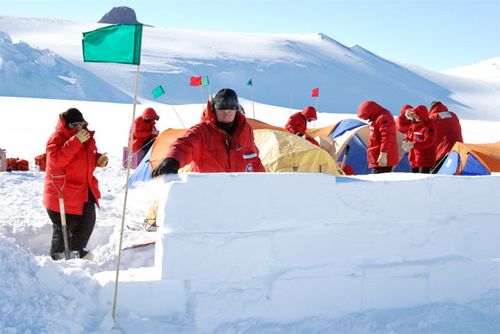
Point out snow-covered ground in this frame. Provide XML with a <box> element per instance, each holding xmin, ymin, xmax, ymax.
<box><xmin>0</xmin><ymin>96</ymin><xmax>499</xmax><ymax>333</ymax></box>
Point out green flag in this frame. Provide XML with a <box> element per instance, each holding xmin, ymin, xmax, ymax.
<box><xmin>201</xmin><ymin>76</ymin><xmax>209</xmax><ymax>87</ymax></box>
<box><xmin>151</xmin><ymin>85</ymin><xmax>165</xmax><ymax>99</ymax></box>
<box><xmin>82</xmin><ymin>24</ymin><xmax>143</xmax><ymax>65</ymax></box>
<box><xmin>247</xmin><ymin>79</ymin><xmax>253</xmax><ymax>86</ymax></box>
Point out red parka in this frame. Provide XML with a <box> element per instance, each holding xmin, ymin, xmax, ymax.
<box><xmin>428</xmin><ymin>102</ymin><xmax>463</xmax><ymax>162</ymax></box>
<box><xmin>401</xmin><ymin>105</ymin><xmax>436</xmax><ymax>168</ymax></box>
<box><xmin>285</xmin><ymin>106</ymin><xmax>319</xmax><ymax>146</ymax></box>
<box><xmin>396</xmin><ymin>104</ymin><xmax>413</xmax><ymax>133</ymax></box>
<box><xmin>165</xmin><ymin>101</ymin><xmax>266</xmax><ymax>173</ymax></box>
<box><xmin>43</xmin><ymin>116</ymin><xmax>102</xmax><ymax>215</ymax></box>
<box><xmin>357</xmin><ymin>101</ymin><xmax>399</xmax><ymax>168</ymax></box>
<box><xmin>131</xmin><ymin>107</ymin><xmax>159</xmax><ymax>153</ymax></box>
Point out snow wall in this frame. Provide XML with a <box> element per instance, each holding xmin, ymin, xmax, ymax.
<box><xmin>99</xmin><ymin>173</ymin><xmax>500</xmax><ymax>332</ymax></box>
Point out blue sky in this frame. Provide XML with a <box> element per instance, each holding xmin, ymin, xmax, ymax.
<box><xmin>1</xmin><ymin>0</ymin><xmax>499</xmax><ymax>71</ymax></box>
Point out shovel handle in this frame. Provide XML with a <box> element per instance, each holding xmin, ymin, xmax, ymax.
<box><xmin>51</xmin><ymin>175</ymin><xmax>72</xmax><ymax>258</ymax></box>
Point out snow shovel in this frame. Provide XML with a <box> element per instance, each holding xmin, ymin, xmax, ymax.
<box><xmin>51</xmin><ymin>175</ymin><xmax>80</xmax><ymax>260</ymax></box>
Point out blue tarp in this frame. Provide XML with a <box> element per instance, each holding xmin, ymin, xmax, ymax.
<box><xmin>338</xmin><ymin>134</ymin><xmax>370</xmax><ymax>175</ymax></box>
<box><xmin>437</xmin><ymin>151</ymin><xmax>460</xmax><ymax>175</ymax></box>
<box><xmin>128</xmin><ymin>149</ymin><xmax>152</xmax><ymax>188</ymax></box>
<box><xmin>331</xmin><ymin>119</ymin><xmax>367</xmax><ymax>139</ymax></box>
<box><xmin>461</xmin><ymin>154</ymin><xmax>490</xmax><ymax>175</ymax></box>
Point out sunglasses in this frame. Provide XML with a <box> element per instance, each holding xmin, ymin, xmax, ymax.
<box><xmin>68</xmin><ymin>121</ymin><xmax>87</xmax><ymax>129</ymax></box>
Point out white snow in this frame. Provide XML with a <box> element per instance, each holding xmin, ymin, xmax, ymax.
<box><xmin>1</xmin><ymin>12</ymin><xmax>500</xmax><ymax>334</ymax></box>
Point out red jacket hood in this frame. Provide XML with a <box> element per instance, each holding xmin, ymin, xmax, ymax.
<box><xmin>301</xmin><ymin>106</ymin><xmax>317</xmax><ymax>120</ymax></box>
<box><xmin>141</xmin><ymin>107</ymin><xmax>159</xmax><ymax>120</ymax></box>
<box><xmin>429</xmin><ymin>101</ymin><xmax>448</xmax><ymax>114</ymax></box>
<box><xmin>357</xmin><ymin>101</ymin><xmax>387</xmax><ymax>121</ymax></box>
<box><xmin>400</xmin><ymin>104</ymin><xmax>413</xmax><ymax>114</ymax></box>
<box><xmin>412</xmin><ymin>105</ymin><xmax>430</xmax><ymax>122</ymax></box>
<box><xmin>55</xmin><ymin>115</ymin><xmax>93</xmax><ymax>138</ymax></box>
<box><xmin>201</xmin><ymin>100</ymin><xmax>246</xmax><ymax>135</ymax></box>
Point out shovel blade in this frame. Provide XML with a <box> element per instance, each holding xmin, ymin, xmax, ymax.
<box><xmin>53</xmin><ymin>250</ymin><xmax>80</xmax><ymax>260</ymax></box>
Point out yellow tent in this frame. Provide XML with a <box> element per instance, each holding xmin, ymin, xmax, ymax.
<box><xmin>254</xmin><ymin>129</ymin><xmax>341</xmax><ymax>175</ymax></box>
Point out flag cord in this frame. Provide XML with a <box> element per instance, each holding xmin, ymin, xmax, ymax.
<box><xmin>251</xmin><ymin>86</ymin><xmax>255</xmax><ymax>119</ymax></box>
<box><xmin>170</xmin><ymin>104</ymin><xmax>186</xmax><ymax>128</ymax></box>
<box><xmin>112</xmin><ymin>64</ymin><xmax>141</xmax><ymax>326</ymax></box>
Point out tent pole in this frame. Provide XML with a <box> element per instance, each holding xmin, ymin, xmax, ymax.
<box><xmin>112</xmin><ymin>64</ymin><xmax>140</xmax><ymax>326</ymax></box>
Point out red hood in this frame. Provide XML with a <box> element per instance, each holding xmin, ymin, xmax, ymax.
<box><xmin>429</xmin><ymin>101</ymin><xmax>448</xmax><ymax>114</ymax></box>
<box><xmin>55</xmin><ymin>115</ymin><xmax>94</xmax><ymax>138</ymax></box>
<box><xmin>412</xmin><ymin>105</ymin><xmax>430</xmax><ymax>122</ymax></box>
<box><xmin>141</xmin><ymin>107</ymin><xmax>159</xmax><ymax>120</ymax></box>
<box><xmin>201</xmin><ymin>100</ymin><xmax>246</xmax><ymax>133</ymax></box>
<box><xmin>400</xmin><ymin>104</ymin><xmax>413</xmax><ymax>114</ymax></box>
<box><xmin>357</xmin><ymin>101</ymin><xmax>386</xmax><ymax>121</ymax></box>
<box><xmin>301</xmin><ymin>106</ymin><xmax>317</xmax><ymax>120</ymax></box>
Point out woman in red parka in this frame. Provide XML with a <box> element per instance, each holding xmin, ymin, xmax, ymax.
<box><xmin>152</xmin><ymin>88</ymin><xmax>265</xmax><ymax>175</ymax></box>
<box><xmin>43</xmin><ymin>108</ymin><xmax>108</xmax><ymax>260</ymax></box>
<box><xmin>131</xmin><ymin>107</ymin><xmax>160</xmax><ymax>155</ymax></box>
<box><xmin>397</xmin><ymin>105</ymin><xmax>436</xmax><ymax>173</ymax></box>
<box><xmin>357</xmin><ymin>101</ymin><xmax>399</xmax><ymax>173</ymax></box>
<box><xmin>285</xmin><ymin>106</ymin><xmax>320</xmax><ymax>146</ymax></box>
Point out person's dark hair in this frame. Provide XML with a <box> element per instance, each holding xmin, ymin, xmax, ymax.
<box><xmin>61</xmin><ymin>108</ymin><xmax>87</xmax><ymax>126</ymax></box>
<box><xmin>213</xmin><ymin>88</ymin><xmax>239</xmax><ymax>111</ymax></box>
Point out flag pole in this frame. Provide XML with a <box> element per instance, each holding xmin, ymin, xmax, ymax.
<box><xmin>289</xmin><ymin>92</ymin><xmax>293</xmax><ymax>115</ymax></box>
<box><xmin>112</xmin><ymin>64</ymin><xmax>140</xmax><ymax>326</ymax></box>
<box><xmin>315</xmin><ymin>95</ymin><xmax>319</xmax><ymax>109</ymax></box>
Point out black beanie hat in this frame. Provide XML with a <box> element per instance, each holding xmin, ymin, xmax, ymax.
<box><xmin>213</xmin><ymin>88</ymin><xmax>239</xmax><ymax>111</ymax></box>
<box><xmin>61</xmin><ymin>108</ymin><xmax>86</xmax><ymax>125</ymax></box>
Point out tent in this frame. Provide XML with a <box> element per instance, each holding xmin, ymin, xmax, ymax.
<box><xmin>253</xmin><ymin>129</ymin><xmax>341</xmax><ymax>175</ymax></box>
<box><xmin>308</xmin><ymin>119</ymin><xmax>409</xmax><ymax>175</ymax></box>
<box><xmin>437</xmin><ymin>142</ymin><xmax>500</xmax><ymax>175</ymax></box>
<box><xmin>128</xmin><ymin>119</ymin><xmax>337</xmax><ymax>187</ymax></box>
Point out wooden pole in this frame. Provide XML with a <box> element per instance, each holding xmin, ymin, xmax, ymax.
<box><xmin>112</xmin><ymin>64</ymin><xmax>140</xmax><ymax>325</ymax></box>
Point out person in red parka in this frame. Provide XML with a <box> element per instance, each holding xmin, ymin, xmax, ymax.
<box><xmin>131</xmin><ymin>107</ymin><xmax>160</xmax><ymax>156</ymax></box>
<box><xmin>152</xmin><ymin>88</ymin><xmax>265</xmax><ymax>175</ymax></box>
<box><xmin>285</xmin><ymin>106</ymin><xmax>320</xmax><ymax>146</ymax></box>
<box><xmin>397</xmin><ymin>105</ymin><xmax>436</xmax><ymax>173</ymax></box>
<box><xmin>357</xmin><ymin>101</ymin><xmax>399</xmax><ymax>174</ymax></box>
<box><xmin>43</xmin><ymin>108</ymin><xmax>108</xmax><ymax>260</ymax></box>
<box><xmin>428</xmin><ymin>101</ymin><xmax>463</xmax><ymax>172</ymax></box>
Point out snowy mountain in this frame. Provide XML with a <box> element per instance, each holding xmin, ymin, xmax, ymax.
<box><xmin>1</xmin><ymin>14</ymin><xmax>499</xmax><ymax>120</ymax></box>
<box><xmin>443</xmin><ymin>57</ymin><xmax>500</xmax><ymax>83</ymax></box>
<box><xmin>0</xmin><ymin>31</ymin><xmax>131</xmax><ymax>102</ymax></box>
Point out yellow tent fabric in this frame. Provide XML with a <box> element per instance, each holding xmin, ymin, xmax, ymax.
<box><xmin>254</xmin><ymin>129</ymin><xmax>341</xmax><ymax>175</ymax></box>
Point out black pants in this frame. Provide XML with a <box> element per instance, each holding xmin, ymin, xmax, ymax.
<box><xmin>411</xmin><ymin>167</ymin><xmax>431</xmax><ymax>174</ymax></box>
<box><xmin>372</xmin><ymin>166</ymin><xmax>393</xmax><ymax>174</ymax></box>
<box><xmin>47</xmin><ymin>193</ymin><xmax>96</xmax><ymax>259</ymax></box>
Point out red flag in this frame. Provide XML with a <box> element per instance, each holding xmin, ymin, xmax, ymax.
<box><xmin>311</xmin><ymin>87</ymin><xmax>319</xmax><ymax>97</ymax></box>
<box><xmin>190</xmin><ymin>76</ymin><xmax>202</xmax><ymax>86</ymax></box>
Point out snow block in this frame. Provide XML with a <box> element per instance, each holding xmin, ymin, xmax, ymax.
<box><xmin>94</xmin><ymin>267</ymin><xmax>186</xmax><ymax>317</ymax></box>
<box><xmin>152</xmin><ymin>173</ymin><xmax>500</xmax><ymax>331</ymax></box>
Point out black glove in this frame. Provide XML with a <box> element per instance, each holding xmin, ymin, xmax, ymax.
<box><xmin>151</xmin><ymin>158</ymin><xmax>180</xmax><ymax>177</ymax></box>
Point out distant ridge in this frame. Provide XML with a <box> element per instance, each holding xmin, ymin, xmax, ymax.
<box><xmin>98</xmin><ymin>6</ymin><xmax>140</xmax><ymax>24</ymax></box>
